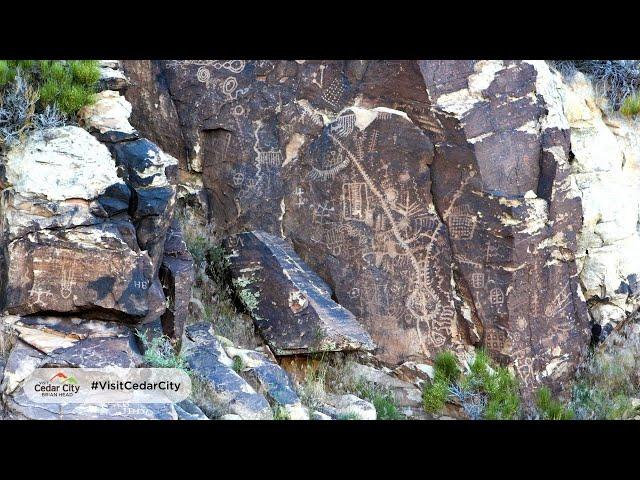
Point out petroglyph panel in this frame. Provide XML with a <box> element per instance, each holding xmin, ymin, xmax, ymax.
<box><xmin>286</xmin><ymin>109</ymin><xmax>467</xmax><ymax>364</ymax></box>
<box><xmin>125</xmin><ymin>60</ymin><xmax>591</xmax><ymax>394</ymax></box>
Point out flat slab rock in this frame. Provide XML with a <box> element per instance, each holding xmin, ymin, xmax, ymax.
<box><xmin>224</xmin><ymin>231</ymin><xmax>375</xmax><ymax>355</ymax></box>
<box><xmin>0</xmin><ymin>315</ymin><xmax>177</xmax><ymax>420</ymax></box>
<box><xmin>184</xmin><ymin>323</ymin><xmax>272</xmax><ymax>420</ymax></box>
<box><xmin>223</xmin><ymin>343</ymin><xmax>308</xmax><ymax>419</ymax></box>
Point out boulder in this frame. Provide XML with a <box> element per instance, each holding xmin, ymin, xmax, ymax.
<box><xmin>320</xmin><ymin>393</ymin><xmax>376</xmax><ymax>420</ymax></box>
<box><xmin>184</xmin><ymin>323</ymin><xmax>273</xmax><ymax>419</ymax></box>
<box><xmin>78</xmin><ymin>90</ymin><xmax>137</xmax><ymax>141</ymax></box>
<box><xmin>224</xmin><ymin>230</ymin><xmax>375</xmax><ymax>355</ymax></box>
<box><xmin>223</xmin><ymin>343</ymin><xmax>309</xmax><ymax>419</ymax></box>
<box><xmin>0</xmin><ymin>315</ymin><xmax>176</xmax><ymax>420</ymax></box>
<box><xmin>0</xmin><ymin>126</ymin><xmax>160</xmax><ymax>321</ymax></box>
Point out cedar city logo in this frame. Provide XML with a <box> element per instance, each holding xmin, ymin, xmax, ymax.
<box><xmin>49</xmin><ymin>371</ymin><xmax>79</xmax><ymax>385</ymax></box>
<box><xmin>33</xmin><ymin>371</ymin><xmax>81</xmax><ymax>397</ymax></box>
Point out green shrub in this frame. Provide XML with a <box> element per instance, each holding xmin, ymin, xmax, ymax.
<box><xmin>423</xmin><ymin>349</ymin><xmax>522</xmax><ymax>419</ymax></box>
<box><xmin>273</xmin><ymin>405</ymin><xmax>291</xmax><ymax>420</ymax></box>
<box><xmin>463</xmin><ymin>350</ymin><xmax>521</xmax><ymax>420</ymax></box>
<box><xmin>232</xmin><ymin>355</ymin><xmax>245</xmax><ymax>373</ymax></box>
<box><xmin>620</xmin><ymin>93</ymin><xmax>640</xmax><ymax>117</ymax></box>
<box><xmin>69</xmin><ymin>60</ymin><xmax>101</xmax><ymax>85</ymax></box>
<box><xmin>137</xmin><ymin>331</ymin><xmax>189</xmax><ymax>371</ymax></box>
<box><xmin>355</xmin><ymin>381</ymin><xmax>405</xmax><ymax>420</ymax></box>
<box><xmin>569</xmin><ymin>322</ymin><xmax>640</xmax><ymax>420</ymax></box>
<box><xmin>434</xmin><ymin>351</ymin><xmax>461</xmax><ymax>383</ymax></box>
<box><xmin>0</xmin><ymin>60</ymin><xmax>15</xmax><ymax>87</ymax></box>
<box><xmin>0</xmin><ymin>59</ymin><xmax>99</xmax><ymax>118</ymax></box>
<box><xmin>536</xmin><ymin>386</ymin><xmax>574</xmax><ymax>420</ymax></box>
<box><xmin>422</xmin><ymin>373</ymin><xmax>450</xmax><ymax>413</ymax></box>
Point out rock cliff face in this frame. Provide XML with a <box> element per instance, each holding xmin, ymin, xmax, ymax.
<box><xmin>0</xmin><ymin>62</ymin><xmax>196</xmax><ymax>418</ymax></box>
<box><xmin>121</xmin><ymin>60</ymin><xmax>607</xmax><ymax>394</ymax></box>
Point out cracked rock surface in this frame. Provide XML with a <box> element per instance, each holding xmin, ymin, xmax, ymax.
<box><xmin>123</xmin><ymin>60</ymin><xmax>598</xmax><ymax>394</ymax></box>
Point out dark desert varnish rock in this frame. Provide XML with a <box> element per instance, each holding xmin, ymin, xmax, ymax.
<box><xmin>224</xmin><ymin>230</ymin><xmax>375</xmax><ymax>356</ymax></box>
<box><xmin>123</xmin><ymin>60</ymin><xmax>592</xmax><ymax>394</ymax></box>
<box><xmin>159</xmin><ymin>219</ymin><xmax>195</xmax><ymax>346</ymax></box>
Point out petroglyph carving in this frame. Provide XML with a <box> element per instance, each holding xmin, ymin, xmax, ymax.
<box><xmin>329</xmin><ymin>113</ymin><xmax>356</xmax><ymax>138</ymax></box>
<box><xmin>544</xmin><ymin>281</ymin><xmax>572</xmax><ymax>318</ymax></box>
<box><xmin>321</xmin><ymin>76</ymin><xmax>345</xmax><ymax>109</ymax></box>
<box><xmin>253</xmin><ymin>125</ymin><xmax>283</xmax><ymax>168</ymax></box>
<box><xmin>309</xmin><ymin>150</ymin><xmax>350</xmax><ymax>181</ymax></box>
<box><xmin>471</xmin><ymin>271</ymin><xmax>485</xmax><ymax>289</ymax></box>
<box><xmin>448</xmin><ymin>204</ymin><xmax>477</xmax><ymax>240</ymax></box>
<box><xmin>167</xmin><ymin>60</ymin><xmax>246</xmax><ymax>74</ymax></box>
<box><xmin>342</xmin><ymin>182</ymin><xmax>369</xmax><ymax>221</ymax></box>
<box><xmin>489</xmin><ymin>287</ymin><xmax>505</xmax><ymax>306</ymax></box>
<box><xmin>312</xmin><ymin>202</ymin><xmax>335</xmax><ymax>225</ymax></box>
<box><xmin>29</xmin><ymin>287</ymin><xmax>54</xmax><ymax>308</ymax></box>
<box><xmin>311</xmin><ymin>64</ymin><xmax>326</xmax><ymax>89</ymax></box>
<box><xmin>60</xmin><ymin>267</ymin><xmax>76</xmax><ymax>299</ymax></box>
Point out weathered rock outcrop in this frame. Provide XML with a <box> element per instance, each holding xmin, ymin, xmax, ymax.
<box><xmin>0</xmin><ymin>63</ymin><xmax>194</xmax><ymax>419</ymax></box>
<box><xmin>183</xmin><ymin>323</ymin><xmax>273</xmax><ymax>419</ymax></box>
<box><xmin>224</xmin><ymin>230</ymin><xmax>375</xmax><ymax>355</ymax></box>
<box><xmin>122</xmin><ymin>60</ymin><xmax>593</xmax><ymax>394</ymax></box>
<box><xmin>557</xmin><ymin>72</ymin><xmax>640</xmax><ymax>338</ymax></box>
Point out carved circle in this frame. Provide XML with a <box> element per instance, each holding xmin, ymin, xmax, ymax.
<box><xmin>197</xmin><ymin>67</ymin><xmax>210</xmax><ymax>83</ymax></box>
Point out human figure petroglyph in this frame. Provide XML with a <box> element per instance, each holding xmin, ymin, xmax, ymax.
<box><xmin>294</xmin><ymin>186</ymin><xmax>305</xmax><ymax>207</ymax></box>
<box><xmin>29</xmin><ymin>287</ymin><xmax>53</xmax><ymax>308</ymax></box>
<box><xmin>311</xmin><ymin>64</ymin><xmax>326</xmax><ymax>89</ymax></box>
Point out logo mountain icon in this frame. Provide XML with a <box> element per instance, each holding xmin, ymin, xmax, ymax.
<box><xmin>48</xmin><ymin>372</ymin><xmax>78</xmax><ymax>385</ymax></box>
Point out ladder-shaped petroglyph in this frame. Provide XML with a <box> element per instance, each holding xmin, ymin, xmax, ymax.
<box><xmin>326</xmin><ymin>128</ymin><xmax>455</xmax><ymax>354</ymax></box>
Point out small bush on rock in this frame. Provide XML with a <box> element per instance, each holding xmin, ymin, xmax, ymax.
<box><xmin>0</xmin><ymin>60</ymin><xmax>100</xmax><ymax>147</ymax></box>
<box><xmin>137</xmin><ymin>332</ymin><xmax>189</xmax><ymax>371</ymax></box>
<box><xmin>536</xmin><ymin>386</ymin><xmax>574</xmax><ymax>420</ymax></box>
<box><xmin>620</xmin><ymin>93</ymin><xmax>640</xmax><ymax>117</ymax></box>
<box><xmin>551</xmin><ymin>60</ymin><xmax>640</xmax><ymax>111</ymax></box>
<box><xmin>422</xmin><ymin>349</ymin><xmax>522</xmax><ymax>419</ymax></box>
<box><xmin>570</xmin><ymin>322</ymin><xmax>640</xmax><ymax>419</ymax></box>
<box><xmin>354</xmin><ymin>380</ymin><xmax>405</xmax><ymax>420</ymax></box>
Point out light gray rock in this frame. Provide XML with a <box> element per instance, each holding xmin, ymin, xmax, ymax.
<box><xmin>4</xmin><ymin>392</ymin><xmax>178</xmax><ymax>420</ymax></box>
<box><xmin>320</xmin><ymin>393</ymin><xmax>376</xmax><ymax>420</ymax></box>
<box><xmin>559</xmin><ymin>69</ymin><xmax>640</xmax><ymax>334</ymax></box>
<box><xmin>223</xmin><ymin>344</ymin><xmax>308</xmax><ymax>419</ymax></box>
<box><xmin>4</xmin><ymin>126</ymin><xmax>124</xmax><ymax>202</ymax></box>
<box><xmin>347</xmin><ymin>362</ymin><xmax>423</xmax><ymax>411</ymax></box>
<box><xmin>78</xmin><ymin>90</ymin><xmax>136</xmax><ymax>137</ymax></box>
<box><xmin>184</xmin><ymin>323</ymin><xmax>273</xmax><ymax>420</ymax></box>
<box><xmin>175</xmin><ymin>399</ymin><xmax>208</xmax><ymax>420</ymax></box>
<box><xmin>311</xmin><ymin>410</ymin><xmax>332</xmax><ymax>420</ymax></box>
<box><xmin>98</xmin><ymin>67</ymin><xmax>130</xmax><ymax>91</ymax></box>
<box><xmin>219</xmin><ymin>414</ymin><xmax>243</xmax><ymax>420</ymax></box>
